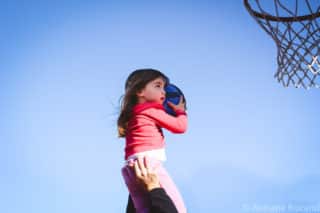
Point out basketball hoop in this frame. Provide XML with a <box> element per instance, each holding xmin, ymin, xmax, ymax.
<box><xmin>244</xmin><ymin>0</ymin><xmax>320</xmax><ymax>88</ymax></box>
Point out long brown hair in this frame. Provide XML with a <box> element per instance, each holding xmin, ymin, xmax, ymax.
<box><xmin>117</xmin><ymin>69</ymin><xmax>169</xmax><ymax>137</ymax></box>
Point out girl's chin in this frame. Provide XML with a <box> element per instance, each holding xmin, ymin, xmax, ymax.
<box><xmin>146</xmin><ymin>100</ymin><xmax>163</xmax><ymax>104</ymax></box>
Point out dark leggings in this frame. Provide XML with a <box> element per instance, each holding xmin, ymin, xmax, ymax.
<box><xmin>126</xmin><ymin>195</ymin><xmax>135</xmax><ymax>213</ymax></box>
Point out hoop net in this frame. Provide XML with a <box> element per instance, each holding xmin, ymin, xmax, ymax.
<box><xmin>244</xmin><ymin>0</ymin><xmax>320</xmax><ymax>88</ymax></box>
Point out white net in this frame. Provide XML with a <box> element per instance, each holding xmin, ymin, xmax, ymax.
<box><xmin>244</xmin><ymin>0</ymin><xmax>320</xmax><ymax>88</ymax></box>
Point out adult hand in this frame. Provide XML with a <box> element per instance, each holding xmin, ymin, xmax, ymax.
<box><xmin>131</xmin><ymin>157</ymin><xmax>161</xmax><ymax>192</ymax></box>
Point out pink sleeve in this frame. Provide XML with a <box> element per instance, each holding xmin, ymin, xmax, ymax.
<box><xmin>140</xmin><ymin>108</ymin><xmax>188</xmax><ymax>133</ymax></box>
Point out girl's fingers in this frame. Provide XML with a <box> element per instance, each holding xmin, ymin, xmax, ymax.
<box><xmin>167</xmin><ymin>101</ymin><xmax>174</xmax><ymax>107</ymax></box>
<box><xmin>168</xmin><ymin>96</ymin><xmax>185</xmax><ymax>110</ymax></box>
<box><xmin>179</xmin><ymin>95</ymin><xmax>184</xmax><ymax>104</ymax></box>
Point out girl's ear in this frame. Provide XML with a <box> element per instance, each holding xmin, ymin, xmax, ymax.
<box><xmin>136</xmin><ymin>89</ymin><xmax>145</xmax><ymax>97</ymax></box>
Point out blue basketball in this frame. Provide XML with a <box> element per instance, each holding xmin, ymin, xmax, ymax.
<box><xmin>163</xmin><ymin>83</ymin><xmax>186</xmax><ymax>116</ymax></box>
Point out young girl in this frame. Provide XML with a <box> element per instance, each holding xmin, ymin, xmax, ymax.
<box><xmin>118</xmin><ymin>69</ymin><xmax>187</xmax><ymax>213</ymax></box>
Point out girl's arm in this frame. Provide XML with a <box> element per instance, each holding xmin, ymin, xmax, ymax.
<box><xmin>141</xmin><ymin>108</ymin><xmax>187</xmax><ymax>133</ymax></box>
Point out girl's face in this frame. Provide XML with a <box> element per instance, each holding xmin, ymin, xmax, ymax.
<box><xmin>137</xmin><ymin>77</ymin><xmax>166</xmax><ymax>104</ymax></box>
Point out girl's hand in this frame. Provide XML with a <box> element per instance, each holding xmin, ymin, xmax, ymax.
<box><xmin>167</xmin><ymin>96</ymin><xmax>186</xmax><ymax>112</ymax></box>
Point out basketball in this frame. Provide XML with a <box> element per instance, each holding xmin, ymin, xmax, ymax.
<box><xmin>163</xmin><ymin>83</ymin><xmax>186</xmax><ymax>116</ymax></box>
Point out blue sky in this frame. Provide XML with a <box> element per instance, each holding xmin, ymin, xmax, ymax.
<box><xmin>1</xmin><ymin>0</ymin><xmax>320</xmax><ymax>212</ymax></box>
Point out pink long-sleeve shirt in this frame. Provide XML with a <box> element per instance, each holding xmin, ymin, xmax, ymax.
<box><xmin>125</xmin><ymin>102</ymin><xmax>187</xmax><ymax>160</ymax></box>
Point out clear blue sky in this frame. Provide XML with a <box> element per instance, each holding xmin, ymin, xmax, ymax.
<box><xmin>1</xmin><ymin>0</ymin><xmax>320</xmax><ymax>212</ymax></box>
